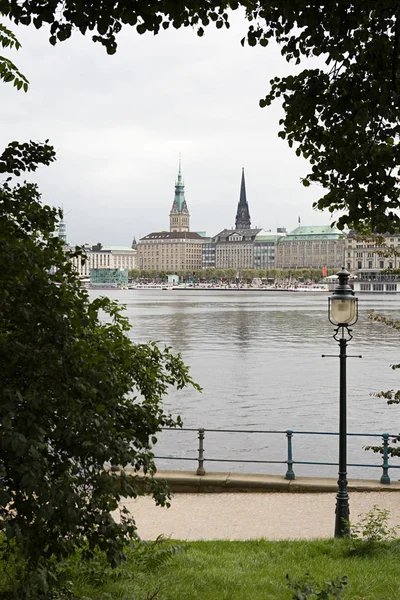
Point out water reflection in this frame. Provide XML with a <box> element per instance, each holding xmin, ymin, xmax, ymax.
<box><xmin>90</xmin><ymin>290</ymin><xmax>400</xmax><ymax>478</ymax></box>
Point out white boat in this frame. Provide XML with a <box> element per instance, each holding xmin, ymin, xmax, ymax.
<box><xmin>351</xmin><ymin>270</ymin><xmax>400</xmax><ymax>293</ymax></box>
<box><xmin>353</xmin><ymin>280</ymin><xmax>400</xmax><ymax>293</ymax></box>
<box><xmin>287</xmin><ymin>284</ymin><xmax>329</xmax><ymax>292</ymax></box>
<box><xmin>128</xmin><ymin>283</ymin><xmax>171</xmax><ymax>290</ymax></box>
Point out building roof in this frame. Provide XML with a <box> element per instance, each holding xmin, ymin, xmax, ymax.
<box><xmin>213</xmin><ymin>228</ymin><xmax>262</xmax><ymax>242</ymax></box>
<box><xmin>139</xmin><ymin>231</ymin><xmax>204</xmax><ymax>241</ymax></box>
<box><xmin>235</xmin><ymin>168</ymin><xmax>251</xmax><ymax>230</ymax></box>
<box><xmin>171</xmin><ymin>157</ymin><xmax>186</xmax><ymax>213</ymax></box>
<box><xmin>102</xmin><ymin>246</ymin><xmax>136</xmax><ymax>252</ymax></box>
<box><xmin>284</xmin><ymin>225</ymin><xmax>345</xmax><ymax>241</ymax></box>
<box><xmin>254</xmin><ymin>230</ymin><xmax>286</xmax><ymax>242</ymax></box>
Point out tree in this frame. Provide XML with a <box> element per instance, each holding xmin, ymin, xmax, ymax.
<box><xmin>0</xmin><ymin>22</ymin><xmax>29</xmax><ymax>90</ymax></box>
<box><xmin>128</xmin><ymin>268</ymin><xmax>141</xmax><ymax>279</ymax></box>
<box><xmin>1</xmin><ymin>1</ymin><xmax>400</xmax><ymax>232</ymax></box>
<box><xmin>0</xmin><ymin>141</ymin><xmax>200</xmax><ymax>598</ymax></box>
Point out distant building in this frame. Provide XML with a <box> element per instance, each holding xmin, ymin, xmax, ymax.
<box><xmin>54</xmin><ymin>213</ymin><xmax>67</xmax><ymax>244</ymax></box>
<box><xmin>90</xmin><ymin>268</ymin><xmax>128</xmax><ymax>288</ymax></box>
<box><xmin>57</xmin><ymin>216</ymin><xmax>67</xmax><ymax>244</ymax></box>
<box><xmin>71</xmin><ymin>244</ymin><xmax>137</xmax><ymax>277</ymax></box>
<box><xmin>213</xmin><ymin>169</ymin><xmax>285</xmax><ymax>270</ymax></box>
<box><xmin>345</xmin><ymin>232</ymin><xmax>400</xmax><ymax>273</ymax></box>
<box><xmin>275</xmin><ymin>225</ymin><xmax>346</xmax><ymax>269</ymax></box>
<box><xmin>253</xmin><ymin>229</ymin><xmax>286</xmax><ymax>270</ymax></box>
<box><xmin>235</xmin><ymin>168</ymin><xmax>251</xmax><ymax>230</ymax></box>
<box><xmin>137</xmin><ymin>231</ymin><xmax>204</xmax><ymax>272</ymax></box>
<box><xmin>214</xmin><ymin>228</ymin><xmax>262</xmax><ymax>269</ymax></box>
<box><xmin>346</xmin><ymin>232</ymin><xmax>400</xmax><ymax>292</ymax></box>
<box><xmin>137</xmin><ymin>159</ymin><xmax>204</xmax><ymax>273</ymax></box>
<box><xmin>169</xmin><ymin>157</ymin><xmax>190</xmax><ymax>232</ymax></box>
<box><xmin>202</xmin><ymin>238</ymin><xmax>216</xmax><ymax>269</ymax></box>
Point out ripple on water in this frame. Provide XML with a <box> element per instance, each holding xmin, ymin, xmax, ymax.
<box><xmin>91</xmin><ymin>290</ymin><xmax>400</xmax><ymax>477</ymax></box>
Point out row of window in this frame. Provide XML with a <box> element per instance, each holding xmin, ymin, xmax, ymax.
<box><xmin>360</xmin><ymin>283</ymin><xmax>398</xmax><ymax>291</ymax></box>
<box><xmin>356</xmin><ymin>261</ymin><xmax>391</xmax><ymax>269</ymax></box>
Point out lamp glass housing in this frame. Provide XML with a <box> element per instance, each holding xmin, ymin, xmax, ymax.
<box><xmin>329</xmin><ymin>296</ymin><xmax>357</xmax><ymax>325</ymax></box>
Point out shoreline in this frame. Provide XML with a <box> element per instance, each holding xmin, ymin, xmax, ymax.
<box><xmin>124</xmin><ymin>469</ymin><xmax>400</xmax><ymax>494</ymax></box>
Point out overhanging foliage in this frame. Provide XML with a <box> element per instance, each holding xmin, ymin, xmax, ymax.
<box><xmin>0</xmin><ymin>139</ymin><xmax>200</xmax><ymax>598</ymax></box>
<box><xmin>2</xmin><ymin>1</ymin><xmax>399</xmax><ymax>232</ymax></box>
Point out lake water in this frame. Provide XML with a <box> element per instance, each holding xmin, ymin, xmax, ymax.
<box><xmin>90</xmin><ymin>289</ymin><xmax>400</xmax><ymax>480</ymax></box>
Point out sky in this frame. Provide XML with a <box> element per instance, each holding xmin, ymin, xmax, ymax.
<box><xmin>1</xmin><ymin>11</ymin><xmax>333</xmax><ymax>246</ymax></box>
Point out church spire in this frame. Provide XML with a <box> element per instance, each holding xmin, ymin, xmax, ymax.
<box><xmin>170</xmin><ymin>156</ymin><xmax>190</xmax><ymax>232</ymax></box>
<box><xmin>235</xmin><ymin>167</ymin><xmax>251</xmax><ymax>230</ymax></box>
<box><xmin>57</xmin><ymin>209</ymin><xmax>67</xmax><ymax>244</ymax></box>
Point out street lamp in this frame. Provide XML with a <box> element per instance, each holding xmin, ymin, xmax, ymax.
<box><xmin>328</xmin><ymin>267</ymin><xmax>358</xmax><ymax>538</ymax></box>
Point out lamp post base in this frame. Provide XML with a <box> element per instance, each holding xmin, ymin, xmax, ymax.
<box><xmin>334</xmin><ymin>483</ymin><xmax>350</xmax><ymax>538</ymax></box>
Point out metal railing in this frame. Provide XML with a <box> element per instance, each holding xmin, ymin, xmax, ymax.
<box><xmin>154</xmin><ymin>428</ymin><xmax>400</xmax><ymax>484</ymax></box>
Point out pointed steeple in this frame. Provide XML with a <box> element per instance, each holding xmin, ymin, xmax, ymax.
<box><xmin>57</xmin><ymin>209</ymin><xmax>67</xmax><ymax>244</ymax></box>
<box><xmin>174</xmin><ymin>154</ymin><xmax>185</xmax><ymax>212</ymax></box>
<box><xmin>170</xmin><ymin>156</ymin><xmax>190</xmax><ymax>232</ymax></box>
<box><xmin>235</xmin><ymin>167</ymin><xmax>251</xmax><ymax>230</ymax></box>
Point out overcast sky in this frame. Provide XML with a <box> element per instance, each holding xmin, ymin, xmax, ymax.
<box><xmin>2</xmin><ymin>12</ymin><xmax>333</xmax><ymax>246</ymax></box>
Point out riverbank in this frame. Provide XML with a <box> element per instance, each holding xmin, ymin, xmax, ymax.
<box><xmin>127</xmin><ymin>469</ymin><xmax>400</xmax><ymax>493</ymax></box>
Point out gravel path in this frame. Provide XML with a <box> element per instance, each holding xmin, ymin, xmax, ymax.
<box><xmin>119</xmin><ymin>492</ymin><xmax>400</xmax><ymax>540</ymax></box>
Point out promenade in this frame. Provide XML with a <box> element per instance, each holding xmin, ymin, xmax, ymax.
<box><xmin>119</xmin><ymin>471</ymin><xmax>400</xmax><ymax>541</ymax></box>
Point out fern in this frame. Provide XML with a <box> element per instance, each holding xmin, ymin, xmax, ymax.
<box><xmin>128</xmin><ymin>535</ymin><xmax>187</xmax><ymax>571</ymax></box>
<box><xmin>286</xmin><ymin>572</ymin><xmax>348</xmax><ymax>599</ymax></box>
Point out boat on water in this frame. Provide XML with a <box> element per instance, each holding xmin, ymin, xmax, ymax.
<box><xmin>287</xmin><ymin>284</ymin><xmax>329</xmax><ymax>292</ymax></box>
<box><xmin>350</xmin><ymin>269</ymin><xmax>400</xmax><ymax>293</ymax></box>
<box><xmin>128</xmin><ymin>283</ymin><xmax>172</xmax><ymax>290</ymax></box>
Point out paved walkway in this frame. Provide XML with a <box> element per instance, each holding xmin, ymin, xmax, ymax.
<box><xmin>117</xmin><ymin>471</ymin><xmax>400</xmax><ymax>541</ymax></box>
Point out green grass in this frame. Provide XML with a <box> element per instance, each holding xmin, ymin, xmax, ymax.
<box><xmin>70</xmin><ymin>538</ymin><xmax>400</xmax><ymax>600</ymax></box>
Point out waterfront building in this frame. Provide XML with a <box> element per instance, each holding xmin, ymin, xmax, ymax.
<box><xmin>213</xmin><ymin>169</ymin><xmax>285</xmax><ymax>270</ymax></box>
<box><xmin>346</xmin><ymin>232</ymin><xmax>400</xmax><ymax>292</ymax></box>
<box><xmin>201</xmin><ymin>239</ymin><xmax>216</xmax><ymax>269</ymax></box>
<box><xmin>169</xmin><ymin>157</ymin><xmax>190</xmax><ymax>232</ymax></box>
<box><xmin>213</xmin><ymin>167</ymin><xmax>257</xmax><ymax>269</ymax></box>
<box><xmin>275</xmin><ymin>225</ymin><xmax>346</xmax><ymax>269</ymax></box>
<box><xmin>90</xmin><ymin>268</ymin><xmax>128</xmax><ymax>288</ymax></box>
<box><xmin>56</xmin><ymin>215</ymin><xmax>67</xmax><ymax>244</ymax></box>
<box><xmin>346</xmin><ymin>232</ymin><xmax>400</xmax><ymax>272</ymax></box>
<box><xmin>214</xmin><ymin>227</ymin><xmax>262</xmax><ymax>269</ymax></box>
<box><xmin>137</xmin><ymin>160</ymin><xmax>204</xmax><ymax>273</ymax></box>
<box><xmin>71</xmin><ymin>244</ymin><xmax>137</xmax><ymax>277</ymax></box>
<box><xmin>253</xmin><ymin>229</ymin><xmax>287</xmax><ymax>270</ymax></box>
<box><xmin>235</xmin><ymin>168</ymin><xmax>251</xmax><ymax>230</ymax></box>
<box><xmin>137</xmin><ymin>231</ymin><xmax>204</xmax><ymax>272</ymax></box>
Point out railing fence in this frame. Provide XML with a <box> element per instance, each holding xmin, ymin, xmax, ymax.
<box><xmin>154</xmin><ymin>427</ymin><xmax>400</xmax><ymax>484</ymax></box>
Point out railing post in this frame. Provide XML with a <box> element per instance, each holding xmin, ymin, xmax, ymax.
<box><xmin>380</xmin><ymin>432</ymin><xmax>390</xmax><ymax>484</ymax></box>
<box><xmin>196</xmin><ymin>428</ymin><xmax>205</xmax><ymax>476</ymax></box>
<box><xmin>285</xmin><ymin>429</ymin><xmax>295</xmax><ymax>480</ymax></box>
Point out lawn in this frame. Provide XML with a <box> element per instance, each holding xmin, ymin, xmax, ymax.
<box><xmin>70</xmin><ymin>538</ymin><xmax>400</xmax><ymax>600</ymax></box>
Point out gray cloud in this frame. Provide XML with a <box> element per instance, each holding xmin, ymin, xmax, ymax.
<box><xmin>2</xmin><ymin>12</ymin><xmax>331</xmax><ymax>246</ymax></box>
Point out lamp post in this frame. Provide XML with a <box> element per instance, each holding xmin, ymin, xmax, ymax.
<box><xmin>327</xmin><ymin>268</ymin><xmax>358</xmax><ymax>538</ymax></box>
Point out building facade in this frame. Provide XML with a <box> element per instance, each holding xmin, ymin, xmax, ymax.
<box><xmin>137</xmin><ymin>160</ymin><xmax>204</xmax><ymax>272</ymax></box>
<box><xmin>212</xmin><ymin>170</ymin><xmax>285</xmax><ymax>270</ymax></box>
<box><xmin>235</xmin><ymin>168</ymin><xmax>251</xmax><ymax>230</ymax></box>
<box><xmin>137</xmin><ymin>231</ymin><xmax>204</xmax><ymax>272</ymax></box>
<box><xmin>71</xmin><ymin>244</ymin><xmax>137</xmax><ymax>277</ymax></box>
<box><xmin>275</xmin><ymin>225</ymin><xmax>346</xmax><ymax>269</ymax></box>
<box><xmin>253</xmin><ymin>229</ymin><xmax>287</xmax><ymax>270</ymax></box>
<box><xmin>345</xmin><ymin>232</ymin><xmax>400</xmax><ymax>273</ymax></box>
<box><xmin>214</xmin><ymin>228</ymin><xmax>261</xmax><ymax>269</ymax></box>
<box><xmin>169</xmin><ymin>157</ymin><xmax>190</xmax><ymax>232</ymax></box>
<box><xmin>90</xmin><ymin>268</ymin><xmax>128</xmax><ymax>288</ymax></box>
<box><xmin>202</xmin><ymin>239</ymin><xmax>216</xmax><ymax>269</ymax></box>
